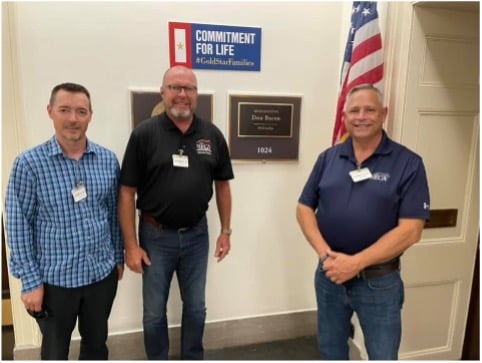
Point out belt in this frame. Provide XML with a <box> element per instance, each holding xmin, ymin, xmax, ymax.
<box><xmin>357</xmin><ymin>258</ymin><xmax>400</xmax><ymax>280</ymax></box>
<box><xmin>140</xmin><ymin>214</ymin><xmax>190</xmax><ymax>232</ymax></box>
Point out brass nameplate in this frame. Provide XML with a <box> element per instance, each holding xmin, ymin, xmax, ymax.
<box><xmin>424</xmin><ymin>209</ymin><xmax>458</xmax><ymax>229</ymax></box>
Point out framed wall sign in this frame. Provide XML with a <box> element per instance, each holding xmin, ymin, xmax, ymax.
<box><xmin>228</xmin><ymin>94</ymin><xmax>302</xmax><ymax>160</ymax></box>
<box><xmin>130</xmin><ymin>89</ymin><xmax>214</xmax><ymax>128</ymax></box>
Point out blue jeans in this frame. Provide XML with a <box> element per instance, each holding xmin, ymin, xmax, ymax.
<box><xmin>315</xmin><ymin>261</ymin><xmax>404</xmax><ymax>360</ymax></box>
<box><xmin>140</xmin><ymin>216</ymin><xmax>209</xmax><ymax>360</ymax></box>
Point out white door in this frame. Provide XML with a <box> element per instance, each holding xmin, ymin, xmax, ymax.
<box><xmin>386</xmin><ymin>2</ymin><xmax>479</xmax><ymax>360</ymax></box>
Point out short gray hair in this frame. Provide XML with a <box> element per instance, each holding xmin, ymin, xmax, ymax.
<box><xmin>344</xmin><ymin>84</ymin><xmax>384</xmax><ymax>110</ymax></box>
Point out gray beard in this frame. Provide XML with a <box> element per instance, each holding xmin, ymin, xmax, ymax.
<box><xmin>170</xmin><ymin>108</ymin><xmax>192</xmax><ymax>120</ymax></box>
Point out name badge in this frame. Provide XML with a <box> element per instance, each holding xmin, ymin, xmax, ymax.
<box><xmin>349</xmin><ymin>167</ymin><xmax>373</xmax><ymax>183</ymax></box>
<box><xmin>71</xmin><ymin>183</ymin><xmax>87</xmax><ymax>202</ymax></box>
<box><xmin>172</xmin><ymin>154</ymin><xmax>189</xmax><ymax>168</ymax></box>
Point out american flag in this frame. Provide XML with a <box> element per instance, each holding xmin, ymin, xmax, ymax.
<box><xmin>332</xmin><ymin>2</ymin><xmax>384</xmax><ymax>145</ymax></box>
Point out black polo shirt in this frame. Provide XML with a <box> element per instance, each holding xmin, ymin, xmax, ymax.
<box><xmin>120</xmin><ymin>113</ymin><xmax>234</xmax><ymax>229</ymax></box>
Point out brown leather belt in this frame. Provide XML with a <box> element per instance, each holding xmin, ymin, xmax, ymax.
<box><xmin>357</xmin><ymin>258</ymin><xmax>400</xmax><ymax>280</ymax></box>
<box><xmin>140</xmin><ymin>214</ymin><xmax>190</xmax><ymax>232</ymax></box>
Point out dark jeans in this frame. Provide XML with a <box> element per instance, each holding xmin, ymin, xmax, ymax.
<box><xmin>315</xmin><ymin>261</ymin><xmax>404</xmax><ymax>360</ymax></box>
<box><xmin>36</xmin><ymin>267</ymin><xmax>118</xmax><ymax>360</ymax></box>
<box><xmin>140</xmin><ymin>216</ymin><xmax>209</xmax><ymax>360</ymax></box>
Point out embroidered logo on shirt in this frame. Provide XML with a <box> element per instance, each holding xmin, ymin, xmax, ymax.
<box><xmin>196</xmin><ymin>139</ymin><xmax>212</xmax><ymax>155</ymax></box>
<box><xmin>372</xmin><ymin>172</ymin><xmax>390</xmax><ymax>182</ymax></box>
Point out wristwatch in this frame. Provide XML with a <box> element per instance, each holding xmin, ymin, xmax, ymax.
<box><xmin>319</xmin><ymin>254</ymin><xmax>328</xmax><ymax>264</ymax></box>
<box><xmin>221</xmin><ymin>228</ymin><xmax>232</xmax><ymax>236</ymax></box>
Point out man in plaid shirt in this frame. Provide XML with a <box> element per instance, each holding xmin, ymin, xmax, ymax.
<box><xmin>5</xmin><ymin>82</ymin><xmax>124</xmax><ymax>359</ymax></box>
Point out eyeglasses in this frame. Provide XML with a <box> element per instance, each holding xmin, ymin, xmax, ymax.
<box><xmin>167</xmin><ymin>85</ymin><xmax>197</xmax><ymax>95</ymax></box>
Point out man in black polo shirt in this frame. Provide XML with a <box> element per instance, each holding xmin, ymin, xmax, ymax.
<box><xmin>119</xmin><ymin>65</ymin><xmax>234</xmax><ymax>360</ymax></box>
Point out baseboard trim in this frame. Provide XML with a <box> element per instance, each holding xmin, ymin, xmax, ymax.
<box><xmin>204</xmin><ymin>310</ymin><xmax>317</xmax><ymax>351</ymax></box>
<box><xmin>14</xmin><ymin>310</ymin><xmax>317</xmax><ymax>360</ymax></box>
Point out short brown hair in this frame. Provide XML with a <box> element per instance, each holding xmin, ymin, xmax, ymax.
<box><xmin>49</xmin><ymin>82</ymin><xmax>92</xmax><ymax>112</ymax></box>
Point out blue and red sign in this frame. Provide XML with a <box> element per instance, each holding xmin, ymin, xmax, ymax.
<box><xmin>169</xmin><ymin>22</ymin><xmax>262</xmax><ymax>71</ymax></box>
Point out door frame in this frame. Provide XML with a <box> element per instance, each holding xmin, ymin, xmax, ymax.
<box><xmin>383</xmin><ymin>2</ymin><xmax>479</xmax><ymax>359</ymax></box>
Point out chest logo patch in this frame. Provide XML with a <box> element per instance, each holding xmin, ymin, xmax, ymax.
<box><xmin>372</xmin><ymin>172</ymin><xmax>390</xmax><ymax>182</ymax></box>
<box><xmin>196</xmin><ymin>139</ymin><xmax>212</xmax><ymax>155</ymax></box>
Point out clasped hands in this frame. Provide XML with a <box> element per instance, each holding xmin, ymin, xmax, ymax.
<box><xmin>321</xmin><ymin>250</ymin><xmax>362</xmax><ymax>285</ymax></box>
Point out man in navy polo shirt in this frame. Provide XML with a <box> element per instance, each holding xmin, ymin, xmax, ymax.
<box><xmin>297</xmin><ymin>84</ymin><xmax>430</xmax><ymax>360</ymax></box>
<box><xmin>119</xmin><ymin>66</ymin><xmax>234</xmax><ymax>360</ymax></box>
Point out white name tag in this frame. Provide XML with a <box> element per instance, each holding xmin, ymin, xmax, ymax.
<box><xmin>172</xmin><ymin>154</ymin><xmax>189</xmax><ymax>168</ymax></box>
<box><xmin>349</xmin><ymin>167</ymin><xmax>373</xmax><ymax>183</ymax></box>
<box><xmin>71</xmin><ymin>183</ymin><xmax>87</xmax><ymax>202</ymax></box>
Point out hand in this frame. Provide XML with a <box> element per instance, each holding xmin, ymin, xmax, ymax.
<box><xmin>21</xmin><ymin>285</ymin><xmax>44</xmax><ymax>313</ymax></box>
<box><xmin>125</xmin><ymin>245</ymin><xmax>151</xmax><ymax>273</ymax></box>
<box><xmin>215</xmin><ymin>234</ymin><xmax>231</xmax><ymax>262</ymax></box>
<box><xmin>322</xmin><ymin>250</ymin><xmax>361</xmax><ymax>284</ymax></box>
<box><xmin>116</xmin><ymin>264</ymin><xmax>125</xmax><ymax>280</ymax></box>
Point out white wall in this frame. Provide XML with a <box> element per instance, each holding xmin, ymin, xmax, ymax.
<box><xmin>4</xmin><ymin>1</ymin><xmax>359</xmax><ymax>345</ymax></box>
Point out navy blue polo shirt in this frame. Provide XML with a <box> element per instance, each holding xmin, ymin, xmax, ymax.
<box><xmin>298</xmin><ymin>132</ymin><xmax>430</xmax><ymax>255</ymax></box>
<box><xmin>120</xmin><ymin>113</ymin><xmax>234</xmax><ymax>229</ymax></box>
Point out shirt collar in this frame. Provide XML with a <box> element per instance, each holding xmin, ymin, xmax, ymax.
<box><xmin>47</xmin><ymin>136</ymin><xmax>97</xmax><ymax>157</ymax></box>
<box><xmin>161</xmin><ymin>112</ymin><xmax>199</xmax><ymax>134</ymax></box>
<box><xmin>339</xmin><ymin>130</ymin><xmax>393</xmax><ymax>159</ymax></box>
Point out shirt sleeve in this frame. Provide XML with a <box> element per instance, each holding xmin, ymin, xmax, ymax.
<box><xmin>213</xmin><ymin>131</ymin><xmax>234</xmax><ymax>181</ymax></box>
<box><xmin>398</xmin><ymin>154</ymin><xmax>431</xmax><ymax>220</ymax></box>
<box><xmin>298</xmin><ymin>152</ymin><xmax>326</xmax><ymax>210</ymax></box>
<box><xmin>108</xmin><ymin>156</ymin><xmax>124</xmax><ymax>264</ymax></box>
<box><xmin>5</xmin><ymin>157</ymin><xmax>43</xmax><ymax>293</ymax></box>
<box><xmin>119</xmin><ymin>131</ymin><xmax>142</xmax><ymax>187</ymax></box>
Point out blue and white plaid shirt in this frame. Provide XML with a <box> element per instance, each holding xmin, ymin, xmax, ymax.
<box><xmin>6</xmin><ymin>136</ymin><xmax>124</xmax><ymax>293</ymax></box>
